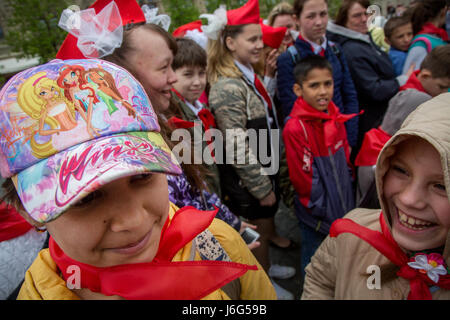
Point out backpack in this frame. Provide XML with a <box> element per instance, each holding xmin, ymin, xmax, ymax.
<box><xmin>287</xmin><ymin>42</ymin><xmax>344</xmax><ymax>70</ymax></box>
<box><xmin>193</xmin><ymin>229</ymin><xmax>241</xmax><ymax>299</ymax></box>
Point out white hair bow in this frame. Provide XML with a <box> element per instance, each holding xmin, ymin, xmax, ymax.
<box><xmin>141</xmin><ymin>5</ymin><xmax>171</xmax><ymax>31</ymax></box>
<box><xmin>200</xmin><ymin>5</ymin><xmax>227</xmax><ymax>40</ymax></box>
<box><xmin>58</xmin><ymin>1</ymin><xmax>123</xmax><ymax>58</ymax></box>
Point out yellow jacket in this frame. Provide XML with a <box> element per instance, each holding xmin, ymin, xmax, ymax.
<box><xmin>18</xmin><ymin>204</ymin><xmax>276</xmax><ymax>300</ymax></box>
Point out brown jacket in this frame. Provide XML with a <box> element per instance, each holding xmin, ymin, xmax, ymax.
<box><xmin>302</xmin><ymin>93</ymin><xmax>450</xmax><ymax>299</ymax></box>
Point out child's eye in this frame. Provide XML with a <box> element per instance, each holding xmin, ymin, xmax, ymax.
<box><xmin>434</xmin><ymin>183</ymin><xmax>446</xmax><ymax>192</ymax></box>
<box><xmin>130</xmin><ymin>173</ymin><xmax>153</xmax><ymax>184</ymax></box>
<box><xmin>392</xmin><ymin>165</ymin><xmax>408</xmax><ymax>176</ymax></box>
<box><xmin>72</xmin><ymin>190</ymin><xmax>101</xmax><ymax>208</ymax></box>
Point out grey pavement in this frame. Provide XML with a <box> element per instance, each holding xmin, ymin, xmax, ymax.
<box><xmin>270</xmin><ymin>201</ymin><xmax>303</xmax><ymax>299</ymax></box>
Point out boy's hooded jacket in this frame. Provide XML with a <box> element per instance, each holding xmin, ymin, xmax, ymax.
<box><xmin>283</xmin><ymin>98</ymin><xmax>356</xmax><ymax>235</ymax></box>
<box><xmin>302</xmin><ymin>93</ymin><xmax>450</xmax><ymax>299</ymax></box>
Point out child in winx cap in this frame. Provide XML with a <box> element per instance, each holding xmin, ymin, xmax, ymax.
<box><xmin>303</xmin><ymin>93</ymin><xmax>450</xmax><ymax>299</ymax></box>
<box><xmin>0</xmin><ymin>58</ymin><xmax>276</xmax><ymax>300</ymax></box>
<box><xmin>283</xmin><ymin>55</ymin><xmax>359</xmax><ymax>280</ymax></box>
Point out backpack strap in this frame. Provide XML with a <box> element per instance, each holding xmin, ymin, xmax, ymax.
<box><xmin>193</xmin><ymin>229</ymin><xmax>241</xmax><ymax>299</ymax></box>
<box><xmin>410</xmin><ymin>36</ymin><xmax>433</xmax><ymax>53</ymax></box>
<box><xmin>287</xmin><ymin>45</ymin><xmax>301</xmax><ymax>65</ymax></box>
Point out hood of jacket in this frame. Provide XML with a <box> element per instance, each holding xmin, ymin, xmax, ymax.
<box><xmin>326</xmin><ymin>21</ymin><xmax>371</xmax><ymax>45</ymax></box>
<box><xmin>375</xmin><ymin>93</ymin><xmax>450</xmax><ymax>261</ymax></box>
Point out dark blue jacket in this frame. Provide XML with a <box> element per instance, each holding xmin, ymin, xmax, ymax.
<box><xmin>326</xmin><ymin>22</ymin><xmax>400</xmax><ymax>144</ymax></box>
<box><xmin>277</xmin><ymin>36</ymin><xmax>360</xmax><ymax>147</ymax></box>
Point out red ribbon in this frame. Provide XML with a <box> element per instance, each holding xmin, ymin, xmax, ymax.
<box><xmin>330</xmin><ymin>212</ymin><xmax>450</xmax><ymax>299</ymax></box>
<box><xmin>291</xmin><ymin>98</ymin><xmax>362</xmax><ymax>148</ymax></box>
<box><xmin>254</xmin><ymin>74</ymin><xmax>273</xmax><ymax>110</ymax></box>
<box><xmin>354</xmin><ymin>127</ymin><xmax>391</xmax><ymax>167</ymax></box>
<box><xmin>0</xmin><ymin>202</ymin><xmax>33</xmax><ymax>242</ymax></box>
<box><xmin>400</xmin><ymin>70</ymin><xmax>427</xmax><ymax>93</ymax></box>
<box><xmin>49</xmin><ymin>206</ymin><xmax>257</xmax><ymax>300</ymax></box>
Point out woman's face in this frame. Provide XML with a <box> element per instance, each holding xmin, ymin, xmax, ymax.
<box><xmin>272</xmin><ymin>14</ymin><xmax>297</xmax><ymax>47</ymax></box>
<box><xmin>345</xmin><ymin>2</ymin><xmax>369</xmax><ymax>34</ymax></box>
<box><xmin>46</xmin><ymin>173</ymin><xmax>170</xmax><ymax>267</ymax></box>
<box><xmin>128</xmin><ymin>28</ymin><xmax>178</xmax><ymax>113</ymax></box>
<box><xmin>62</xmin><ymin>71</ymin><xmax>80</xmax><ymax>86</ymax></box>
<box><xmin>298</xmin><ymin>0</ymin><xmax>328</xmax><ymax>43</ymax></box>
<box><xmin>383</xmin><ymin>138</ymin><xmax>450</xmax><ymax>252</ymax></box>
<box><xmin>226</xmin><ymin>24</ymin><xmax>264</xmax><ymax>68</ymax></box>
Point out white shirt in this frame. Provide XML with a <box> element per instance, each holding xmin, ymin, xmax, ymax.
<box><xmin>185</xmin><ymin>100</ymin><xmax>204</xmax><ymax>117</ymax></box>
<box><xmin>305</xmin><ymin>36</ymin><xmax>328</xmax><ymax>54</ymax></box>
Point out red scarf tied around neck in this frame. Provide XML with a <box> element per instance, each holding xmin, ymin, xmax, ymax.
<box><xmin>330</xmin><ymin>212</ymin><xmax>450</xmax><ymax>299</ymax></box>
<box><xmin>292</xmin><ymin>98</ymin><xmax>362</xmax><ymax>148</ymax></box>
<box><xmin>49</xmin><ymin>206</ymin><xmax>257</xmax><ymax>300</ymax></box>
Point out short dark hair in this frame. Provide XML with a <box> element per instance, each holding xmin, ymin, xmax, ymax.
<box><xmin>384</xmin><ymin>16</ymin><xmax>412</xmax><ymax>40</ymax></box>
<box><xmin>421</xmin><ymin>45</ymin><xmax>450</xmax><ymax>79</ymax></box>
<box><xmin>172</xmin><ymin>38</ymin><xmax>207</xmax><ymax>71</ymax></box>
<box><xmin>293</xmin><ymin>55</ymin><xmax>333</xmax><ymax>85</ymax></box>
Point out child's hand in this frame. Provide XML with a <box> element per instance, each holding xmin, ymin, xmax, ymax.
<box><xmin>264</xmin><ymin>49</ymin><xmax>280</xmax><ymax>78</ymax></box>
<box><xmin>405</xmin><ymin>63</ymin><xmax>416</xmax><ymax>78</ymax></box>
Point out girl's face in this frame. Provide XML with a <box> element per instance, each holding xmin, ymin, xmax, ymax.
<box><xmin>128</xmin><ymin>28</ymin><xmax>178</xmax><ymax>113</ymax></box>
<box><xmin>272</xmin><ymin>14</ymin><xmax>297</xmax><ymax>47</ymax></box>
<box><xmin>226</xmin><ymin>24</ymin><xmax>264</xmax><ymax>68</ymax></box>
<box><xmin>38</xmin><ymin>86</ymin><xmax>57</xmax><ymax>101</ymax></box>
<box><xmin>383</xmin><ymin>138</ymin><xmax>450</xmax><ymax>252</ymax></box>
<box><xmin>63</xmin><ymin>71</ymin><xmax>79</xmax><ymax>86</ymax></box>
<box><xmin>298</xmin><ymin>0</ymin><xmax>328</xmax><ymax>43</ymax></box>
<box><xmin>46</xmin><ymin>173</ymin><xmax>170</xmax><ymax>267</ymax></box>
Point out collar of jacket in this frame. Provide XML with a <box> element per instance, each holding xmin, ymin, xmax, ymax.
<box><xmin>327</xmin><ymin>21</ymin><xmax>371</xmax><ymax>44</ymax></box>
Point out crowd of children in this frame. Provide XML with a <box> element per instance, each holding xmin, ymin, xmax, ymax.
<box><xmin>0</xmin><ymin>0</ymin><xmax>449</xmax><ymax>301</ymax></box>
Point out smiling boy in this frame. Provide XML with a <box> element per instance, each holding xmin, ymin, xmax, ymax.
<box><xmin>283</xmin><ymin>55</ymin><xmax>359</xmax><ymax>279</ymax></box>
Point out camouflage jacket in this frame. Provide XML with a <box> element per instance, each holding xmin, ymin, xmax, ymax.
<box><xmin>209</xmin><ymin>75</ymin><xmax>277</xmax><ymax>200</ymax></box>
<box><xmin>171</xmin><ymin>92</ymin><xmax>221</xmax><ymax>197</ymax></box>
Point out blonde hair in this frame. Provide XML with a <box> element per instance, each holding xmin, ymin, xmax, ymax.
<box><xmin>17</xmin><ymin>72</ymin><xmax>74</xmax><ymax>158</ymax></box>
<box><xmin>207</xmin><ymin>25</ymin><xmax>264</xmax><ymax>84</ymax></box>
<box><xmin>267</xmin><ymin>2</ymin><xmax>295</xmax><ymax>26</ymax></box>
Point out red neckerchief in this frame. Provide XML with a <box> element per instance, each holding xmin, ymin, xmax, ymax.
<box><xmin>330</xmin><ymin>212</ymin><xmax>450</xmax><ymax>300</ymax></box>
<box><xmin>168</xmin><ymin>116</ymin><xmax>197</xmax><ymax>129</ymax></box>
<box><xmin>417</xmin><ymin>23</ymin><xmax>449</xmax><ymax>42</ymax></box>
<box><xmin>290</xmin><ymin>97</ymin><xmax>362</xmax><ymax>148</ymax></box>
<box><xmin>253</xmin><ymin>74</ymin><xmax>273</xmax><ymax>110</ymax></box>
<box><xmin>171</xmin><ymin>88</ymin><xmax>216</xmax><ymax>130</ymax></box>
<box><xmin>354</xmin><ymin>127</ymin><xmax>391</xmax><ymax>167</ymax></box>
<box><xmin>0</xmin><ymin>202</ymin><xmax>33</xmax><ymax>242</ymax></box>
<box><xmin>297</xmin><ymin>33</ymin><xmax>325</xmax><ymax>57</ymax></box>
<box><xmin>49</xmin><ymin>206</ymin><xmax>257</xmax><ymax>300</ymax></box>
<box><xmin>400</xmin><ymin>70</ymin><xmax>427</xmax><ymax>93</ymax></box>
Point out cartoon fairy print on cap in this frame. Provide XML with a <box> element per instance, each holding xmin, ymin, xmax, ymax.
<box><xmin>0</xmin><ymin>59</ymin><xmax>182</xmax><ymax>223</ymax></box>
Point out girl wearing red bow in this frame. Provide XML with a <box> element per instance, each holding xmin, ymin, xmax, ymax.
<box><xmin>302</xmin><ymin>93</ymin><xmax>450</xmax><ymax>300</ymax></box>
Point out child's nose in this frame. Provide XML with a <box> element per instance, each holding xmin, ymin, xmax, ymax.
<box><xmin>108</xmin><ymin>196</ymin><xmax>148</xmax><ymax>233</ymax></box>
<box><xmin>398</xmin><ymin>182</ymin><xmax>427</xmax><ymax>210</ymax></box>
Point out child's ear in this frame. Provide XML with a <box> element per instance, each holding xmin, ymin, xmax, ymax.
<box><xmin>225</xmin><ymin>36</ymin><xmax>236</xmax><ymax>52</ymax></box>
<box><xmin>418</xmin><ymin>68</ymin><xmax>432</xmax><ymax>81</ymax></box>
<box><xmin>293</xmin><ymin>83</ymin><xmax>303</xmax><ymax>97</ymax></box>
